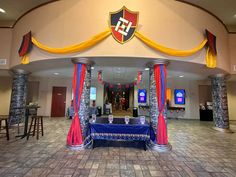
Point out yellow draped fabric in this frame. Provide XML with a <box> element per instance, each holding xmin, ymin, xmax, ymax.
<box><xmin>21</xmin><ymin>55</ymin><xmax>30</xmax><ymax>65</ymax></box>
<box><xmin>206</xmin><ymin>47</ymin><xmax>216</xmax><ymax>68</ymax></box>
<box><xmin>31</xmin><ymin>29</ymin><xmax>111</xmax><ymax>54</ymax></box>
<box><xmin>135</xmin><ymin>31</ymin><xmax>207</xmax><ymax>57</ymax></box>
<box><xmin>22</xmin><ymin>28</ymin><xmax>216</xmax><ymax>68</ymax></box>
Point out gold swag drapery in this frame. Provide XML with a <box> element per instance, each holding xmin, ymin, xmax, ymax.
<box><xmin>20</xmin><ymin>29</ymin><xmax>216</xmax><ymax>68</ymax></box>
<box><xmin>134</xmin><ymin>31</ymin><xmax>216</xmax><ymax>68</ymax></box>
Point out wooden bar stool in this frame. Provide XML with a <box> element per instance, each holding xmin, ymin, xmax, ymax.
<box><xmin>0</xmin><ymin>116</ymin><xmax>10</xmax><ymax>140</ymax></box>
<box><xmin>27</xmin><ymin>116</ymin><xmax>44</xmax><ymax>140</ymax></box>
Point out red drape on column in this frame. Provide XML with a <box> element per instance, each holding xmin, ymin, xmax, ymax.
<box><xmin>154</xmin><ymin>64</ymin><xmax>168</xmax><ymax>145</ymax></box>
<box><xmin>67</xmin><ymin>63</ymin><xmax>86</xmax><ymax>147</ymax></box>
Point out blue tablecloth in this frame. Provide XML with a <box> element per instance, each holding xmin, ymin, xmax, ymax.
<box><xmin>90</xmin><ymin>119</ymin><xmax>155</xmax><ymax>142</ymax></box>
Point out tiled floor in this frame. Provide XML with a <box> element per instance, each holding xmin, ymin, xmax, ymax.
<box><xmin>0</xmin><ymin>118</ymin><xmax>236</xmax><ymax>177</ymax></box>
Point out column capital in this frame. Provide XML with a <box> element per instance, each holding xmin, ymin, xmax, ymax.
<box><xmin>71</xmin><ymin>58</ymin><xmax>94</xmax><ymax>66</ymax></box>
<box><xmin>208</xmin><ymin>73</ymin><xmax>230</xmax><ymax>80</ymax></box>
<box><xmin>146</xmin><ymin>60</ymin><xmax>169</xmax><ymax>68</ymax></box>
<box><xmin>11</xmin><ymin>69</ymin><xmax>31</xmax><ymax>75</ymax></box>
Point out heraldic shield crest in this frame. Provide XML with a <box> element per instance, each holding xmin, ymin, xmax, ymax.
<box><xmin>110</xmin><ymin>6</ymin><xmax>139</xmax><ymax>44</ymax></box>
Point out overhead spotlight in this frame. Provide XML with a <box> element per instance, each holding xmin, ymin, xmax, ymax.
<box><xmin>179</xmin><ymin>75</ymin><xmax>184</xmax><ymax>78</ymax></box>
<box><xmin>91</xmin><ymin>66</ymin><xmax>94</xmax><ymax>70</ymax></box>
<box><xmin>0</xmin><ymin>8</ymin><xmax>6</xmax><ymax>13</ymax></box>
<box><xmin>54</xmin><ymin>72</ymin><xmax>59</xmax><ymax>75</ymax></box>
<box><xmin>145</xmin><ymin>68</ymin><xmax>150</xmax><ymax>71</ymax></box>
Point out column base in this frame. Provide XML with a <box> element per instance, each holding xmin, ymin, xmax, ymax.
<box><xmin>67</xmin><ymin>144</ymin><xmax>85</xmax><ymax>150</ymax></box>
<box><xmin>212</xmin><ymin>127</ymin><xmax>234</xmax><ymax>133</ymax></box>
<box><xmin>66</xmin><ymin>138</ymin><xmax>93</xmax><ymax>150</ymax></box>
<box><xmin>148</xmin><ymin>142</ymin><xmax>172</xmax><ymax>152</ymax></box>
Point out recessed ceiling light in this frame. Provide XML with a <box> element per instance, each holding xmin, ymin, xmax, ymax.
<box><xmin>54</xmin><ymin>72</ymin><xmax>59</xmax><ymax>75</ymax></box>
<box><xmin>234</xmin><ymin>14</ymin><xmax>236</xmax><ymax>18</ymax></box>
<box><xmin>91</xmin><ymin>66</ymin><xmax>94</xmax><ymax>70</ymax></box>
<box><xmin>0</xmin><ymin>8</ymin><xmax>6</xmax><ymax>13</ymax></box>
<box><xmin>179</xmin><ymin>75</ymin><xmax>184</xmax><ymax>78</ymax></box>
<box><xmin>0</xmin><ymin>8</ymin><xmax>5</xmax><ymax>13</ymax></box>
<box><xmin>145</xmin><ymin>68</ymin><xmax>150</xmax><ymax>71</ymax></box>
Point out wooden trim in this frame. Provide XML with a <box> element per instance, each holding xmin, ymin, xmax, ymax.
<box><xmin>175</xmin><ymin>0</ymin><xmax>236</xmax><ymax>34</ymax></box>
<box><xmin>13</xmin><ymin>0</ymin><xmax>59</xmax><ymax>28</ymax></box>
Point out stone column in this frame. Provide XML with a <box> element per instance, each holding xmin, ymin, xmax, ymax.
<box><xmin>9</xmin><ymin>69</ymin><xmax>29</xmax><ymax>130</ymax></box>
<box><xmin>72</xmin><ymin>58</ymin><xmax>94</xmax><ymax>147</ymax></box>
<box><xmin>147</xmin><ymin>60</ymin><xmax>171</xmax><ymax>152</ymax></box>
<box><xmin>210</xmin><ymin>74</ymin><xmax>232</xmax><ymax>132</ymax></box>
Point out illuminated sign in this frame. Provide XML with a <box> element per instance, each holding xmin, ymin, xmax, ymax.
<box><xmin>174</xmin><ymin>89</ymin><xmax>185</xmax><ymax>105</ymax></box>
<box><xmin>138</xmin><ymin>89</ymin><xmax>147</xmax><ymax>103</ymax></box>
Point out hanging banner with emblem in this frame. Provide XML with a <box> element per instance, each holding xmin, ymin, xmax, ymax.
<box><xmin>110</xmin><ymin>6</ymin><xmax>139</xmax><ymax>44</ymax></box>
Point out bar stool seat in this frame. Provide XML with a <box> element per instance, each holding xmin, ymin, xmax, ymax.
<box><xmin>27</xmin><ymin>116</ymin><xmax>44</xmax><ymax>140</ymax></box>
<box><xmin>0</xmin><ymin>116</ymin><xmax>10</xmax><ymax>140</ymax></box>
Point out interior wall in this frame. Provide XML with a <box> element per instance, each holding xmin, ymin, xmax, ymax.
<box><xmin>134</xmin><ymin>81</ymin><xmax>150</xmax><ymax>108</ymax></box>
<box><xmin>229</xmin><ymin>34</ymin><xmax>236</xmax><ymax>74</ymax></box>
<box><xmin>0</xmin><ymin>77</ymin><xmax>12</xmax><ymax>115</ymax></box>
<box><xmin>30</xmin><ymin>77</ymin><xmax>72</xmax><ymax>117</ymax></box>
<box><xmin>167</xmin><ymin>78</ymin><xmax>200</xmax><ymax>119</ymax></box>
<box><xmin>91</xmin><ymin>80</ymin><xmax>104</xmax><ymax>114</ymax></box>
<box><xmin>227</xmin><ymin>81</ymin><xmax>236</xmax><ymax>120</ymax></box>
<box><xmin>27</xmin><ymin>81</ymin><xmax>39</xmax><ymax>104</ymax></box>
<box><xmin>9</xmin><ymin>0</ymin><xmax>230</xmax><ymax>73</ymax></box>
<box><xmin>198</xmin><ymin>85</ymin><xmax>212</xmax><ymax>104</ymax></box>
<box><xmin>0</xmin><ymin>28</ymin><xmax>12</xmax><ymax>69</ymax></box>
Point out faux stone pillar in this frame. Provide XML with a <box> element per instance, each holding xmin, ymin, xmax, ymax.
<box><xmin>72</xmin><ymin>58</ymin><xmax>94</xmax><ymax>147</ymax></box>
<box><xmin>9</xmin><ymin>69</ymin><xmax>29</xmax><ymax>128</ymax></box>
<box><xmin>149</xmin><ymin>67</ymin><xmax>158</xmax><ymax>132</ymax></box>
<box><xmin>147</xmin><ymin>61</ymin><xmax>171</xmax><ymax>152</ymax></box>
<box><xmin>211</xmin><ymin>74</ymin><xmax>230</xmax><ymax>131</ymax></box>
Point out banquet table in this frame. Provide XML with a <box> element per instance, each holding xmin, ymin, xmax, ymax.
<box><xmin>90</xmin><ymin>117</ymin><xmax>155</xmax><ymax>150</ymax></box>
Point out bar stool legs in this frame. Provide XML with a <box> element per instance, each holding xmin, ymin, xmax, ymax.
<box><xmin>27</xmin><ymin>116</ymin><xmax>43</xmax><ymax>140</ymax></box>
<box><xmin>0</xmin><ymin>117</ymin><xmax>9</xmax><ymax>141</ymax></box>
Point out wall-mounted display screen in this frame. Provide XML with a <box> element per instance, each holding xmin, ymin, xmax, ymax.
<box><xmin>90</xmin><ymin>87</ymin><xmax>96</xmax><ymax>100</ymax></box>
<box><xmin>138</xmin><ymin>89</ymin><xmax>147</xmax><ymax>103</ymax></box>
<box><xmin>174</xmin><ymin>89</ymin><xmax>185</xmax><ymax>105</ymax></box>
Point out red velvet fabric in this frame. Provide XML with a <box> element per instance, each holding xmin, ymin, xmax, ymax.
<box><xmin>67</xmin><ymin>64</ymin><xmax>86</xmax><ymax>146</ymax></box>
<box><xmin>154</xmin><ymin>64</ymin><xmax>168</xmax><ymax>145</ymax></box>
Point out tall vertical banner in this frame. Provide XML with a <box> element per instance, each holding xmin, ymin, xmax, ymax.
<box><xmin>154</xmin><ymin>64</ymin><xmax>168</xmax><ymax>145</ymax></box>
<box><xmin>67</xmin><ymin>63</ymin><xmax>86</xmax><ymax>147</ymax></box>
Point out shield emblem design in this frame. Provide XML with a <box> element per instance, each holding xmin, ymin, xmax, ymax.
<box><xmin>110</xmin><ymin>6</ymin><xmax>139</xmax><ymax>44</ymax></box>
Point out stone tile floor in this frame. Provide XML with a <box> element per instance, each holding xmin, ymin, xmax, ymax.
<box><xmin>0</xmin><ymin>118</ymin><xmax>236</xmax><ymax>177</ymax></box>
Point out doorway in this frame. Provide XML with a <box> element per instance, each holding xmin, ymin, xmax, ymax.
<box><xmin>51</xmin><ymin>87</ymin><xmax>67</xmax><ymax>117</ymax></box>
<box><xmin>104</xmin><ymin>85</ymin><xmax>133</xmax><ymax>117</ymax></box>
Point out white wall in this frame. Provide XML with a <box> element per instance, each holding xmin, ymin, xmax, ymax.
<box><xmin>91</xmin><ymin>80</ymin><xmax>104</xmax><ymax>114</ymax></box>
<box><xmin>228</xmin><ymin>81</ymin><xmax>236</xmax><ymax>120</ymax></box>
<box><xmin>8</xmin><ymin>0</ymin><xmax>230</xmax><ymax>73</ymax></box>
<box><xmin>0</xmin><ymin>28</ymin><xmax>12</xmax><ymax>69</ymax></box>
<box><xmin>167</xmin><ymin>78</ymin><xmax>200</xmax><ymax>119</ymax></box>
<box><xmin>134</xmin><ymin>80</ymin><xmax>150</xmax><ymax>108</ymax></box>
<box><xmin>30</xmin><ymin>77</ymin><xmax>72</xmax><ymax>117</ymax></box>
<box><xmin>133</xmin><ymin>77</ymin><xmax>200</xmax><ymax>119</ymax></box>
<box><xmin>0</xmin><ymin>76</ymin><xmax>12</xmax><ymax>115</ymax></box>
<box><xmin>229</xmin><ymin>34</ymin><xmax>236</xmax><ymax>74</ymax></box>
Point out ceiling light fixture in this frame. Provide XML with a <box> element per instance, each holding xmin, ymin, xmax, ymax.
<box><xmin>0</xmin><ymin>8</ymin><xmax>6</xmax><ymax>13</ymax></box>
<box><xmin>54</xmin><ymin>72</ymin><xmax>59</xmax><ymax>75</ymax></box>
<box><xmin>145</xmin><ymin>68</ymin><xmax>150</xmax><ymax>71</ymax></box>
<box><xmin>234</xmin><ymin>14</ymin><xmax>236</xmax><ymax>18</ymax></box>
<box><xmin>179</xmin><ymin>75</ymin><xmax>184</xmax><ymax>78</ymax></box>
